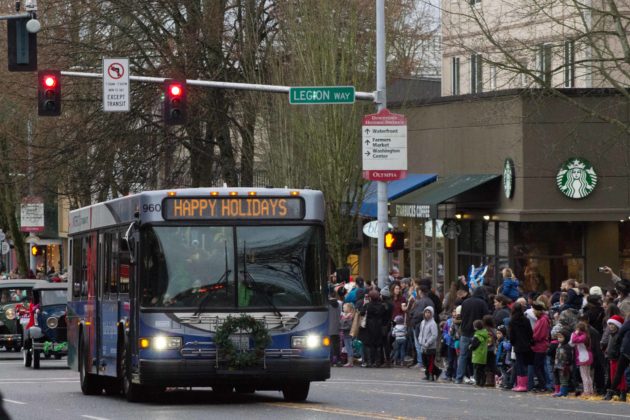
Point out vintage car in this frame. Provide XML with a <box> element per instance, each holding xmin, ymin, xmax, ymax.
<box><xmin>23</xmin><ymin>282</ymin><xmax>69</xmax><ymax>368</ymax></box>
<box><xmin>0</xmin><ymin>280</ymin><xmax>46</xmax><ymax>352</ymax></box>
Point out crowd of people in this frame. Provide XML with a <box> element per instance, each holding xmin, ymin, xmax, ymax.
<box><xmin>327</xmin><ymin>265</ymin><xmax>630</xmax><ymax>402</ymax></box>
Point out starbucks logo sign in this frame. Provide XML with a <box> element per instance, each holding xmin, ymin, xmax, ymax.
<box><xmin>503</xmin><ymin>158</ymin><xmax>514</xmax><ymax>199</ymax></box>
<box><xmin>556</xmin><ymin>158</ymin><xmax>597</xmax><ymax>199</ymax></box>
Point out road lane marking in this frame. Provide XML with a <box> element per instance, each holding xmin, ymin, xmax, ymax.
<box><xmin>0</xmin><ymin>380</ymin><xmax>78</xmax><ymax>384</ymax></box>
<box><xmin>2</xmin><ymin>399</ymin><xmax>26</xmax><ymax>405</ymax></box>
<box><xmin>362</xmin><ymin>390</ymin><xmax>448</xmax><ymax>400</ymax></box>
<box><xmin>81</xmin><ymin>416</ymin><xmax>111</xmax><ymax>420</ymax></box>
<box><xmin>536</xmin><ymin>407</ymin><xmax>630</xmax><ymax>418</ymax></box>
<box><xmin>266</xmin><ymin>402</ymin><xmax>424</xmax><ymax>419</ymax></box>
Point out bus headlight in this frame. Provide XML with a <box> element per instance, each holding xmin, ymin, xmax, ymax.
<box><xmin>5</xmin><ymin>308</ymin><xmax>15</xmax><ymax>320</ymax></box>
<box><xmin>139</xmin><ymin>336</ymin><xmax>182</xmax><ymax>351</ymax></box>
<box><xmin>46</xmin><ymin>317</ymin><xmax>58</xmax><ymax>329</ymax></box>
<box><xmin>291</xmin><ymin>334</ymin><xmax>328</xmax><ymax>349</ymax></box>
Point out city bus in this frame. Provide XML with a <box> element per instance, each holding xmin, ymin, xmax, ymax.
<box><xmin>67</xmin><ymin>187</ymin><xmax>330</xmax><ymax>402</ymax></box>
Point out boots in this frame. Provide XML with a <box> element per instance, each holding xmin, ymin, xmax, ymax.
<box><xmin>553</xmin><ymin>385</ymin><xmax>560</xmax><ymax>395</ymax></box>
<box><xmin>603</xmin><ymin>389</ymin><xmax>617</xmax><ymax>401</ymax></box>
<box><xmin>513</xmin><ymin>376</ymin><xmax>528</xmax><ymax>392</ymax></box>
<box><xmin>553</xmin><ymin>386</ymin><xmax>569</xmax><ymax>397</ymax></box>
<box><xmin>433</xmin><ymin>366</ymin><xmax>442</xmax><ymax>381</ymax></box>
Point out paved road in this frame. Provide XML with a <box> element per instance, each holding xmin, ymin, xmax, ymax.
<box><xmin>0</xmin><ymin>351</ymin><xmax>628</xmax><ymax>420</ymax></box>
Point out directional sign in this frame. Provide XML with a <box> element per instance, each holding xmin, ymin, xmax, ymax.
<box><xmin>289</xmin><ymin>86</ymin><xmax>355</xmax><ymax>105</ymax></box>
<box><xmin>103</xmin><ymin>58</ymin><xmax>130</xmax><ymax>112</ymax></box>
<box><xmin>362</xmin><ymin>109</ymin><xmax>407</xmax><ymax>181</ymax></box>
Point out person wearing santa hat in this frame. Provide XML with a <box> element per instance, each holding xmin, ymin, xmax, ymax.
<box><xmin>604</xmin><ymin>314</ymin><xmax>627</xmax><ymax>401</ymax></box>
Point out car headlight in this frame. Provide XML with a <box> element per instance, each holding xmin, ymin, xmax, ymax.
<box><xmin>5</xmin><ymin>308</ymin><xmax>15</xmax><ymax>320</ymax></box>
<box><xmin>139</xmin><ymin>336</ymin><xmax>182</xmax><ymax>351</ymax></box>
<box><xmin>46</xmin><ymin>317</ymin><xmax>58</xmax><ymax>329</ymax></box>
<box><xmin>291</xmin><ymin>334</ymin><xmax>329</xmax><ymax>349</ymax></box>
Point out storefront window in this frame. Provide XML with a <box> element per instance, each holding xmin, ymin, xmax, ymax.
<box><xmin>512</xmin><ymin>222</ymin><xmax>584</xmax><ymax>292</ymax></box>
<box><xmin>619</xmin><ymin>222</ymin><xmax>630</xmax><ymax>277</ymax></box>
<box><xmin>457</xmin><ymin>221</ymin><xmax>509</xmax><ymax>288</ymax></box>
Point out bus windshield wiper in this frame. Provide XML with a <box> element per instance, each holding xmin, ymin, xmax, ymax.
<box><xmin>242</xmin><ymin>241</ymin><xmax>282</xmax><ymax>318</ymax></box>
<box><xmin>194</xmin><ymin>240</ymin><xmax>230</xmax><ymax>316</ymax></box>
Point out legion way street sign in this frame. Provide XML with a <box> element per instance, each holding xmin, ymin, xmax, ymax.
<box><xmin>289</xmin><ymin>86</ymin><xmax>355</xmax><ymax>105</ymax></box>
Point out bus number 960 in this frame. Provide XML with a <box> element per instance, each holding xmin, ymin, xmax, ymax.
<box><xmin>142</xmin><ymin>203</ymin><xmax>162</xmax><ymax>213</ymax></box>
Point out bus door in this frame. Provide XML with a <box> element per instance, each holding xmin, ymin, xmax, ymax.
<box><xmin>98</xmin><ymin>232</ymin><xmax>119</xmax><ymax>378</ymax></box>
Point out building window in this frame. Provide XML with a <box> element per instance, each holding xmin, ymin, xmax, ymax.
<box><xmin>451</xmin><ymin>57</ymin><xmax>460</xmax><ymax>95</ymax></box>
<box><xmin>469</xmin><ymin>0</ymin><xmax>481</xmax><ymax>4</ymax></box>
<box><xmin>538</xmin><ymin>43</ymin><xmax>552</xmax><ymax>87</ymax></box>
<box><xmin>489</xmin><ymin>65</ymin><xmax>497</xmax><ymax>90</ymax></box>
<box><xmin>564</xmin><ymin>40</ymin><xmax>575</xmax><ymax>87</ymax></box>
<box><xmin>470</xmin><ymin>53</ymin><xmax>483</xmax><ymax>93</ymax></box>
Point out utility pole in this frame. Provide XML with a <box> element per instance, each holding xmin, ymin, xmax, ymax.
<box><xmin>375</xmin><ymin>0</ymin><xmax>388</xmax><ymax>289</ymax></box>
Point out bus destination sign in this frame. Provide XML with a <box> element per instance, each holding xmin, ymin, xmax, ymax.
<box><xmin>163</xmin><ymin>197</ymin><xmax>304</xmax><ymax>220</ymax></box>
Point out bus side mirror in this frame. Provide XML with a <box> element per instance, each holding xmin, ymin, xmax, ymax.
<box><xmin>122</xmin><ymin>221</ymin><xmax>138</xmax><ymax>264</ymax></box>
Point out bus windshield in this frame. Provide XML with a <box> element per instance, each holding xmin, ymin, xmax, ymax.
<box><xmin>140</xmin><ymin>225</ymin><xmax>325</xmax><ymax>309</ymax></box>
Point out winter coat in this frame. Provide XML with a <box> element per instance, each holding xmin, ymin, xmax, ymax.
<box><xmin>500</xmin><ymin>277</ymin><xmax>520</xmax><ymax>302</ymax></box>
<box><xmin>618</xmin><ymin>319</ymin><xmax>630</xmax><ymax>357</ymax></box>
<box><xmin>418</xmin><ymin>307</ymin><xmax>438</xmax><ymax>350</ymax></box>
<box><xmin>392</xmin><ymin>324</ymin><xmax>407</xmax><ymax>341</ymax></box>
<box><xmin>461</xmin><ymin>287</ymin><xmax>491</xmax><ymax>337</ymax></box>
<box><xmin>606</xmin><ymin>330</ymin><xmax>622</xmax><ymax>360</ymax></box>
<box><xmin>584</xmin><ymin>303</ymin><xmax>605</xmax><ymax>336</ymax></box>
<box><xmin>509</xmin><ymin>313</ymin><xmax>533</xmax><ymax>353</ymax></box>
<box><xmin>409</xmin><ymin>296</ymin><xmax>434</xmax><ymax>331</ymax></box>
<box><xmin>471</xmin><ymin>327</ymin><xmax>489</xmax><ymax>365</ymax></box>
<box><xmin>554</xmin><ymin>343</ymin><xmax>573</xmax><ymax>372</ymax></box>
<box><xmin>561</xmin><ymin>288</ymin><xmax>582</xmax><ymax>312</ymax></box>
<box><xmin>443</xmin><ymin>318</ymin><xmax>454</xmax><ymax>347</ymax></box>
<box><xmin>493</xmin><ymin>307</ymin><xmax>511</xmax><ymax>328</ymax></box>
<box><xmin>360</xmin><ymin>300</ymin><xmax>387</xmax><ymax>346</ymax></box>
<box><xmin>531</xmin><ymin>313</ymin><xmax>551</xmax><ymax>353</ymax></box>
<box><xmin>328</xmin><ymin>299</ymin><xmax>341</xmax><ymax>335</ymax></box>
<box><xmin>496</xmin><ymin>339</ymin><xmax>512</xmax><ymax>366</ymax></box>
<box><xmin>570</xmin><ymin>331</ymin><xmax>593</xmax><ymax>366</ymax></box>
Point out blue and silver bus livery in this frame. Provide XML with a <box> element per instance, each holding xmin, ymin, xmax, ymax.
<box><xmin>67</xmin><ymin>188</ymin><xmax>330</xmax><ymax>402</ymax></box>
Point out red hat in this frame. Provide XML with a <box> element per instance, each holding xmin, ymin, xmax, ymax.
<box><xmin>607</xmin><ymin>315</ymin><xmax>625</xmax><ymax>329</ymax></box>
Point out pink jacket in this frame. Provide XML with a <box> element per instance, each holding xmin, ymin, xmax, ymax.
<box><xmin>570</xmin><ymin>331</ymin><xmax>593</xmax><ymax>366</ymax></box>
<box><xmin>531</xmin><ymin>313</ymin><xmax>550</xmax><ymax>353</ymax></box>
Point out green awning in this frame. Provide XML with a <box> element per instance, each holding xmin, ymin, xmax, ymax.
<box><xmin>392</xmin><ymin>174</ymin><xmax>501</xmax><ymax>218</ymax></box>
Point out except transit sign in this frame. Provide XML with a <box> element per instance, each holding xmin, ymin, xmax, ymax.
<box><xmin>103</xmin><ymin>58</ymin><xmax>130</xmax><ymax>112</ymax></box>
<box><xmin>362</xmin><ymin>108</ymin><xmax>408</xmax><ymax>181</ymax></box>
<box><xmin>289</xmin><ymin>86</ymin><xmax>355</xmax><ymax>105</ymax></box>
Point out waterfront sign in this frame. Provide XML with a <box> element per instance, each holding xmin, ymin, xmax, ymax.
<box><xmin>289</xmin><ymin>86</ymin><xmax>355</xmax><ymax>105</ymax></box>
<box><xmin>362</xmin><ymin>109</ymin><xmax>407</xmax><ymax>181</ymax></box>
<box><xmin>556</xmin><ymin>158</ymin><xmax>597</xmax><ymax>199</ymax></box>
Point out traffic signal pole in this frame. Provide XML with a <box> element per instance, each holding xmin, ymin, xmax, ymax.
<box><xmin>59</xmin><ymin>71</ymin><xmax>377</xmax><ymax>100</ymax></box>
<box><xmin>376</xmin><ymin>0</ymin><xmax>388</xmax><ymax>289</ymax></box>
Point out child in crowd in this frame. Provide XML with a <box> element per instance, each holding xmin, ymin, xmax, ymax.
<box><xmin>339</xmin><ymin>303</ymin><xmax>355</xmax><ymax>367</ymax></box>
<box><xmin>483</xmin><ymin>315</ymin><xmax>497</xmax><ymax>387</ymax></box>
<box><xmin>603</xmin><ymin>315</ymin><xmax>627</xmax><ymax>401</ymax></box>
<box><xmin>553</xmin><ymin>328</ymin><xmax>573</xmax><ymax>397</ymax></box>
<box><xmin>391</xmin><ymin>315</ymin><xmax>407</xmax><ymax>366</ymax></box>
<box><xmin>499</xmin><ymin>268</ymin><xmax>520</xmax><ymax>302</ymax></box>
<box><xmin>570</xmin><ymin>321</ymin><xmax>594</xmax><ymax>396</ymax></box>
<box><xmin>443</xmin><ymin>308</ymin><xmax>458</xmax><ymax>381</ymax></box>
<box><xmin>470</xmin><ymin>319</ymin><xmax>489</xmax><ymax>387</ymax></box>
<box><xmin>418</xmin><ymin>306</ymin><xmax>440</xmax><ymax>380</ymax></box>
<box><xmin>495</xmin><ymin>325</ymin><xmax>512</xmax><ymax>388</ymax></box>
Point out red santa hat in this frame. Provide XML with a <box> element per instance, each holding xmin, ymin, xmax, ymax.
<box><xmin>607</xmin><ymin>315</ymin><xmax>625</xmax><ymax>329</ymax></box>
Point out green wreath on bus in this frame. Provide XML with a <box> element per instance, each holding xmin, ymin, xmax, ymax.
<box><xmin>215</xmin><ymin>314</ymin><xmax>271</xmax><ymax>369</ymax></box>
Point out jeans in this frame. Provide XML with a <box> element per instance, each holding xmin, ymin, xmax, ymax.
<box><xmin>446</xmin><ymin>346</ymin><xmax>458</xmax><ymax>379</ymax></box>
<box><xmin>413</xmin><ymin>330</ymin><xmax>423</xmax><ymax>365</ymax></box>
<box><xmin>456</xmin><ymin>335</ymin><xmax>472</xmax><ymax>381</ymax></box>
<box><xmin>392</xmin><ymin>339</ymin><xmax>406</xmax><ymax>363</ymax></box>
<box><xmin>533</xmin><ymin>352</ymin><xmax>547</xmax><ymax>390</ymax></box>
<box><xmin>342</xmin><ymin>334</ymin><xmax>353</xmax><ymax>363</ymax></box>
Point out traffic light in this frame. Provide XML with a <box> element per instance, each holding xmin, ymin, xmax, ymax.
<box><xmin>163</xmin><ymin>79</ymin><xmax>187</xmax><ymax>125</ymax></box>
<box><xmin>31</xmin><ymin>245</ymin><xmax>43</xmax><ymax>256</ymax></box>
<box><xmin>8</xmin><ymin>17</ymin><xmax>37</xmax><ymax>72</ymax></box>
<box><xmin>38</xmin><ymin>70</ymin><xmax>61</xmax><ymax>116</ymax></box>
<box><xmin>384</xmin><ymin>230</ymin><xmax>405</xmax><ymax>251</ymax></box>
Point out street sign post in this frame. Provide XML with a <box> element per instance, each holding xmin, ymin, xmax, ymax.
<box><xmin>289</xmin><ymin>86</ymin><xmax>355</xmax><ymax>105</ymax></box>
<box><xmin>362</xmin><ymin>108</ymin><xmax>407</xmax><ymax>181</ymax></box>
<box><xmin>103</xmin><ymin>58</ymin><xmax>130</xmax><ymax>112</ymax></box>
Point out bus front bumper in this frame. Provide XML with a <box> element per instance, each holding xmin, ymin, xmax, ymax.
<box><xmin>137</xmin><ymin>358</ymin><xmax>330</xmax><ymax>388</ymax></box>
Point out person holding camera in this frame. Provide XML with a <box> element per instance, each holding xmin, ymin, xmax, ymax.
<box><xmin>599</xmin><ymin>266</ymin><xmax>630</xmax><ymax>318</ymax></box>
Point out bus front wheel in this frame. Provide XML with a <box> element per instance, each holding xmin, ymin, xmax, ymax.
<box><xmin>121</xmin><ymin>343</ymin><xmax>146</xmax><ymax>402</ymax></box>
<box><xmin>282</xmin><ymin>381</ymin><xmax>310</xmax><ymax>402</ymax></box>
<box><xmin>79</xmin><ymin>336</ymin><xmax>102</xmax><ymax>395</ymax></box>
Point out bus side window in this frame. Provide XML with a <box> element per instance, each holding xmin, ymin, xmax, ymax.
<box><xmin>72</xmin><ymin>238</ymin><xmax>82</xmax><ymax>298</ymax></box>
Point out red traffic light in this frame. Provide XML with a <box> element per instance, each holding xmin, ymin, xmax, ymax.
<box><xmin>169</xmin><ymin>84</ymin><xmax>182</xmax><ymax>97</ymax></box>
<box><xmin>43</xmin><ymin>76</ymin><xmax>57</xmax><ymax>88</ymax></box>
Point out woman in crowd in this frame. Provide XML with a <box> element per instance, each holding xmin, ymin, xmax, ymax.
<box><xmin>509</xmin><ymin>303</ymin><xmax>533</xmax><ymax>392</ymax></box>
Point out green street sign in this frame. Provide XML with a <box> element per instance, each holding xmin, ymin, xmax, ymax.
<box><xmin>289</xmin><ymin>86</ymin><xmax>355</xmax><ymax>105</ymax></box>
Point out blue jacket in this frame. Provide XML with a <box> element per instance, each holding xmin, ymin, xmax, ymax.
<box><xmin>496</xmin><ymin>339</ymin><xmax>512</xmax><ymax>366</ymax></box>
<box><xmin>500</xmin><ymin>277</ymin><xmax>520</xmax><ymax>301</ymax></box>
<box><xmin>443</xmin><ymin>318</ymin><xmax>454</xmax><ymax>347</ymax></box>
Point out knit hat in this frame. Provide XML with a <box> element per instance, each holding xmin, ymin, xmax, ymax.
<box><xmin>550</xmin><ymin>323</ymin><xmax>563</xmax><ymax>338</ymax></box>
<box><xmin>394</xmin><ymin>315</ymin><xmax>404</xmax><ymax>324</ymax></box>
<box><xmin>589</xmin><ymin>286</ymin><xmax>603</xmax><ymax>297</ymax></box>
<box><xmin>455</xmin><ymin>305</ymin><xmax>462</xmax><ymax>316</ymax></box>
<box><xmin>380</xmin><ymin>286</ymin><xmax>391</xmax><ymax>298</ymax></box>
<box><xmin>607</xmin><ymin>315</ymin><xmax>625</xmax><ymax>329</ymax></box>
